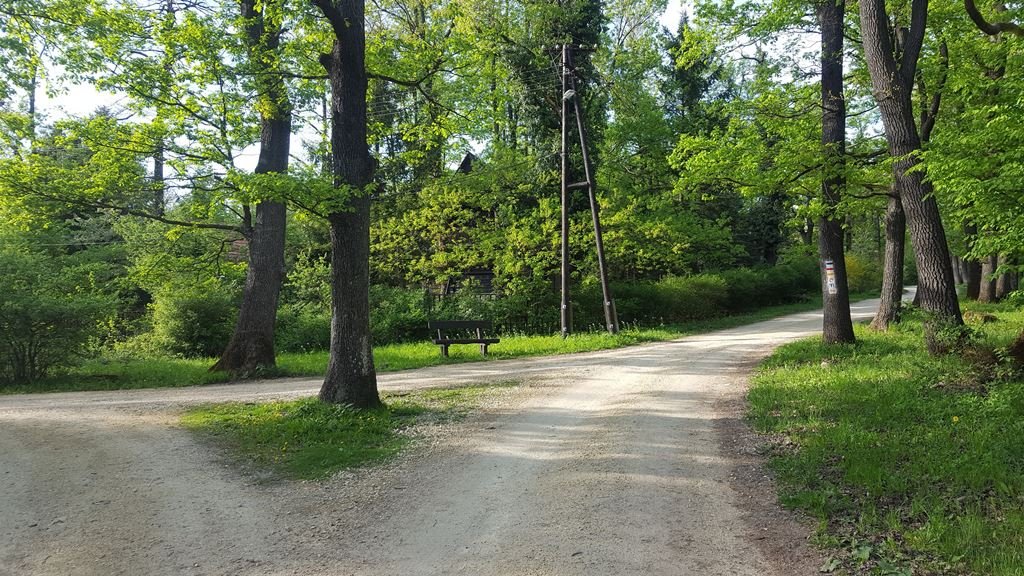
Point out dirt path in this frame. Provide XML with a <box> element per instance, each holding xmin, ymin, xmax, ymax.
<box><xmin>0</xmin><ymin>297</ymin><xmax>888</xmax><ymax>575</ymax></box>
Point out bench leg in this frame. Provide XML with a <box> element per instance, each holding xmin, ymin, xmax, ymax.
<box><xmin>441</xmin><ymin>345</ymin><xmax>449</xmax><ymax>358</ymax></box>
<box><xmin>480</xmin><ymin>343</ymin><xmax>488</xmax><ymax>356</ymax></box>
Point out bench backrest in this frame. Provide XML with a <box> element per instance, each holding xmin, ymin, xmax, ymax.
<box><xmin>428</xmin><ymin>320</ymin><xmax>493</xmax><ymax>331</ymax></box>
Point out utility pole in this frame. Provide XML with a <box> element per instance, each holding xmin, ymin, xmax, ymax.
<box><xmin>558</xmin><ymin>44</ymin><xmax>618</xmax><ymax>336</ymax></box>
<box><xmin>560</xmin><ymin>44</ymin><xmax>573</xmax><ymax>338</ymax></box>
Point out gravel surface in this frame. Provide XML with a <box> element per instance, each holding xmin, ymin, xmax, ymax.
<box><xmin>0</xmin><ymin>297</ymin><xmax>891</xmax><ymax>575</ymax></box>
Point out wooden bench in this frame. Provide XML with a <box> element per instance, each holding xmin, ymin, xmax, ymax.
<box><xmin>428</xmin><ymin>320</ymin><xmax>500</xmax><ymax>357</ymax></box>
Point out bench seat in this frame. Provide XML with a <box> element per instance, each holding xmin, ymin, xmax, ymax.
<box><xmin>428</xmin><ymin>320</ymin><xmax>500</xmax><ymax>357</ymax></box>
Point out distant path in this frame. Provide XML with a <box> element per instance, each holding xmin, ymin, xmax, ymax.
<box><xmin>0</xmin><ymin>295</ymin><xmax>898</xmax><ymax>575</ymax></box>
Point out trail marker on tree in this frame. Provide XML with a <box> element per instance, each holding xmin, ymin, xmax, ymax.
<box><xmin>824</xmin><ymin>259</ymin><xmax>838</xmax><ymax>295</ymax></box>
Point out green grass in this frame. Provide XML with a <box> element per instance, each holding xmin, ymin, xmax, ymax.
<box><xmin>181</xmin><ymin>382</ymin><xmax>513</xmax><ymax>479</ymax></box>
<box><xmin>749</xmin><ymin>302</ymin><xmax>1024</xmax><ymax>575</ymax></box>
<box><xmin>0</xmin><ymin>356</ymin><xmax>234</xmax><ymax>394</ymax></box>
<box><xmin>3</xmin><ymin>295</ymin><xmax>855</xmax><ymax>394</ymax></box>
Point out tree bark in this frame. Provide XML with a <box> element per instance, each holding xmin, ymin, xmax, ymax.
<box><xmin>858</xmin><ymin>0</ymin><xmax>963</xmax><ymax>353</ymax></box>
<box><xmin>818</xmin><ymin>0</ymin><xmax>854</xmax><ymax>344</ymax></box>
<box><xmin>979</xmin><ymin>254</ymin><xmax>998</xmax><ymax>302</ymax></box>
<box><xmin>153</xmin><ymin>145</ymin><xmax>166</xmax><ymax>216</ymax></box>
<box><xmin>871</xmin><ymin>192</ymin><xmax>906</xmax><ymax>330</ymax></box>
<box><xmin>211</xmin><ymin>0</ymin><xmax>291</xmax><ymax>375</ymax></box>
<box><xmin>963</xmin><ymin>222</ymin><xmax>981</xmax><ymax>299</ymax></box>
<box><xmin>996</xmin><ymin>255</ymin><xmax>1014</xmax><ymax>299</ymax></box>
<box><xmin>951</xmin><ymin>255</ymin><xmax>962</xmax><ymax>285</ymax></box>
<box><xmin>315</xmin><ymin>0</ymin><xmax>381</xmax><ymax>408</ymax></box>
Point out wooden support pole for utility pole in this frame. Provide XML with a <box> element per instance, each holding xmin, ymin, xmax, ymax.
<box><xmin>566</xmin><ymin>48</ymin><xmax>618</xmax><ymax>334</ymax></box>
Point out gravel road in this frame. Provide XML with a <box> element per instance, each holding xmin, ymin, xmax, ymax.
<box><xmin>0</xmin><ymin>297</ymin><xmax>889</xmax><ymax>575</ymax></box>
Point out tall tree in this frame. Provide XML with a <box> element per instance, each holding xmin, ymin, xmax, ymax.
<box><xmin>313</xmin><ymin>0</ymin><xmax>381</xmax><ymax>408</ymax></box>
<box><xmin>818</xmin><ymin>0</ymin><xmax>854</xmax><ymax>344</ymax></box>
<box><xmin>872</xmin><ymin>37</ymin><xmax>947</xmax><ymax>330</ymax></box>
<box><xmin>211</xmin><ymin>0</ymin><xmax>292</xmax><ymax>374</ymax></box>
<box><xmin>858</xmin><ymin>0</ymin><xmax>963</xmax><ymax>351</ymax></box>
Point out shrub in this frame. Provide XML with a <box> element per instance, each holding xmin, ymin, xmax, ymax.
<box><xmin>1004</xmin><ymin>289</ymin><xmax>1024</xmax><ymax>307</ymax></box>
<box><xmin>656</xmin><ymin>274</ymin><xmax>730</xmax><ymax>320</ymax></box>
<box><xmin>275</xmin><ymin>304</ymin><xmax>331</xmax><ymax>353</ymax></box>
<box><xmin>151</xmin><ymin>282</ymin><xmax>237</xmax><ymax>358</ymax></box>
<box><xmin>370</xmin><ymin>285</ymin><xmax>432</xmax><ymax>344</ymax></box>
<box><xmin>719</xmin><ymin>267</ymin><xmax>762</xmax><ymax>311</ymax></box>
<box><xmin>0</xmin><ymin>249</ymin><xmax>114</xmax><ymax>384</ymax></box>
<box><xmin>719</xmin><ymin>257</ymin><xmax>818</xmax><ymax>311</ymax></box>
<box><xmin>845</xmin><ymin>254</ymin><xmax>882</xmax><ymax>293</ymax></box>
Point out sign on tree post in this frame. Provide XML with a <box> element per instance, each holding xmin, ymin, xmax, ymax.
<box><xmin>824</xmin><ymin>259</ymin><xmax>838</xmax><ymax>295</ymax></box>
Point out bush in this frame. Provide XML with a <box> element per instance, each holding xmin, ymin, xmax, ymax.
<box><xmin>277</xmin><ymin>287</ymin><xmax>439</xmax><ymax>351</ymax></box>
<box><xmin>719</xmin><ymin>256</ymin><xmax>818</xmax><ymax>311</ymax></box>
<box><xmin>572</xmin><ymin>261</ymin><xmax>816</xmax><ymax>328</ymax></box>
<box><xmin>275</xmin><ymin>304</ymin><xmax>331</xmax><ymax>353</ymax></box>
<box><xmin>719</xmin><ymin>267</ymin><xmax>762</xmax><ymax>311</ymax></box>
<box><xmin>0</xmin><ymin>249</ymin><xmax>114</xmax><ymax>384</ymax></box>
<box><xmin>370</xmin><ymin>286</ymin><xmax>432</xmax><ymax>344</ymax></box>
<box><xmin>662</xmin><ymin>274</ymin><xmax>730</xmax><ymax>318</ymax></box>
<box><xmin>845</xmin><ymin>254</ymin><xmax>882</xmax><ymax>293</ymax></box>
<box><xmin>151</xmin><ymin>283</ymin><xmax>237</xmax><ymax>358</ymax></box>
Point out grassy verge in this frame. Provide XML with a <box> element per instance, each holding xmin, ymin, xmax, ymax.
<box><xmin>749</xmin><ymin>302</ymin><xmax>1024</xmax><ymax>575</ymax></box>
<box><xmin>182</xmin><ymin>382</ymin><xmax>512</xmax><ymax>480</ymax></box>
<box><xmin>5</xmin><ymin>292</ymin><xmax>873</xmax><ymax>395</ymax></box>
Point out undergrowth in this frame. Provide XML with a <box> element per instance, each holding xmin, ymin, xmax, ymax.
<box><xmin>749</xmin><ymin>302</ymin><xmax>1024</xmax><ymax>575</ymax></box>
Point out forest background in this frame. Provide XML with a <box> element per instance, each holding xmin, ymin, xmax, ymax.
<box><xmin>0</xmin><ymin>0</ymin><xmax>1020</xmax><ymax>391</ymax></box>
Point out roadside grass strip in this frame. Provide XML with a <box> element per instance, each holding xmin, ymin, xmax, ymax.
<box><xmin>181</xmin><ymin>383</ymin><xmax>514</xmax><ymax>480</ymax></box>
<box><xmin>749</xmin><ymin>303</ymin><xmax>1024</xmax><ymax>575</ymax></box>
<box><xmin>6</xmin><ymin>296</ymin><xmax>852</xmax><ymax>394</ymax></box>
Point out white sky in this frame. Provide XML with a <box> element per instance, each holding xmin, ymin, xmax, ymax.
<box><xmin>661</xmin><ymin>0</ymin><xmax>685</xmax><ymax>30</ymax></box>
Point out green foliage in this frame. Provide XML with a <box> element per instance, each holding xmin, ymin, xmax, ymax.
<box><xmin>370</xmin><ymin>285</ymin><xmax>432</xmax><ymax>344</ymax></box>
<box><xmin>0</xmin><ymin>247</ymin><xmax>115</xmax><ymax>384</ymax></box>
<box><xmin>275</xmin><ymin>304</ymin><xmax>331</xmax><ymax>354</ymax></box>
<box><xmin>276</xmin><ymin>254</ymin><xmax>822</xmax><ymax>354</ymax></box>
<box><xmin>844</xmin><ymin>254</ymin><xmax>882</xmax><ymax>293</ymax></box>
<box><xmin>718</xmin><ymin>256</ymin><xmax>820</xmax><ymax>311</ymax></box>
<box><xmin>150</xmin><ymin>282</ymin><xmax>237</xmax><ymax>358</ymax></box>
<box><xmin>749</xmin><ymin>303</ymin><xmax>1024</xmax><ymax>574</ymax></box>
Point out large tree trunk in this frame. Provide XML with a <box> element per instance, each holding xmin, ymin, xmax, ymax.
<box><xmin>951</xmin><ymin>255</ymin><xmax>962</xmax><ymax>285</ymax></box>
<box><xmin>316</xmin><ymin>0</ymin><xmax>381</xmax><ymax>408</ymax></box>
<box><xmin>212</xmin><ymin>203</ymin><xmax>288</xmax><ymax>374</ymax></box>
<box><xmin>858</xmin><ymin>0</ymin><xmax>963</xmax><ymax>353</ymax></box>
<box><xmin>963</xmin><ymin>222</ymin><xmax>982</xmax><ymax>299</ymax></box>
<box><xmin>996</xmin><ymin>255</ymin><xmax>1015</xmax><ymax>299</ymax></box>
<box><xmin>979</xmin><ymin>254</ymin><xmax>998</xmax><ymax>302</ymax></box>
<box><xmin>211</xmin><ymin>0</ymin><xmax>291</xmax><ymax>375</ymax></box>
<box><xmin>818</xmin><ymin>0</ymin><xmax>854</xmax><ymax>344</ymax></box>
<box><xmin>871</xmin><ymin>193</ymin><xmax>906</xmax><ymax>330</ymax></box>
